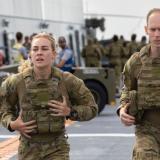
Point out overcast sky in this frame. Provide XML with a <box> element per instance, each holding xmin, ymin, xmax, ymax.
<box><xmin>83</xmin><ymin>0</ymin><xmax>160</xmax><ymax>41</ymax></box>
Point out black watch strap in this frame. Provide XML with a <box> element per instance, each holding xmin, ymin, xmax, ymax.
<box><xmin>66</xmin><ymin>108</ymin><xmax>78</xmax><ymax>120</ymax></box>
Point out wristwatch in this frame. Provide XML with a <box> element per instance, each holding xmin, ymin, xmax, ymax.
<box><xmin>67</xmin><ymin>108</ymin><xmax>78</xmax><ymax>120</ymax></box>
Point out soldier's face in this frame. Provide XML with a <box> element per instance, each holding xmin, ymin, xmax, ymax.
<box><xmin>30</xmin><ymin>37</ymin><xmax>55</xmax><ymax>69</ymax></box>
<box><xmin>145</xmin><ymin>12</ymin><xmax>160</xmax><ymax>48</ymax></box>
<box><xmin>58</xmin><ymin>39</ymin><xmax>66</xmax><ymax>49</ymax></box>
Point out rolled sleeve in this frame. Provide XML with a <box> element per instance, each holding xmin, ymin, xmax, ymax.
<box><xmin>0</xmin><ymin>76</ymin><xmax>18</xmax><ymax>131</ymax></box>
<box><xmin>64</xmin><ymin>73</ymin><xmax>98</xmax><ymax>121</ymax></box>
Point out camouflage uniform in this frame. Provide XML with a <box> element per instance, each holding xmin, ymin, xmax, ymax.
<box><xmin>107</xmin><ymin>41</ymin><xmax>124</xmax><ymax>88</ymax></box>
<box><xmin>0</xmin><ymin>67</ymin><xmax>98</xmax><ymax>160</ymax></box>
<box><xmin>81</xmin><ymin>42</ymin><xmax>102</xmax><ymax>67</ymax></box>
<box><xmin>137</xmin><ymin>41</ymin><xmax>147</xmax><ymax>52</ymax></box>
<box><xmin>93</xmin><ymin>39</ymin><xmax>105</xmax><ymax>57</ymax></box>
<box><xmin>137</xmin><ymin>36</ymin><xmax>147</xmax><ymax>51</ymax></box>
<box><xmin>126</xmin><ymin>41</ymin><xmax>138</xmax><ymax>58</ymax></box>
<box><xmin>0</xmin><ymin>72</ymin><xmax>10</xmax><ymax>117</ymax></box>
<box><xmin>120</xmin><ymin>44</ymin><xmax>160</xmax><ymax>159</ymax></box>
<box><xmin>121</xmin><ymin>43</ymin><xmax>129</xmax><ymax>71</ymax></box>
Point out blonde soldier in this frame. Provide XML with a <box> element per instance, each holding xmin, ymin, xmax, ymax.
<box><xmin>118</xmin><ymin>8</ymin><xmax>160</xmax><ymax>159</ymax></box>
<box><xmin>0</xmin><ymin>32</ymin><xmax>98</xmax><ymax>160</ymax></box>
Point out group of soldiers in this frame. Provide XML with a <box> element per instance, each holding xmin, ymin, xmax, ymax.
<box><xmin>81</xmin><ymin>34</ymin><xmax>147</xmax><ymax>90</ymax></box>
<box><xmin>0</xmin><ymin>7</ymin><xmax>160</xmax><ymax>160</ymax></box>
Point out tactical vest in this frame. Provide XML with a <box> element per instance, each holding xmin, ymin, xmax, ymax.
<box><xmin>20</xmin><ymin>68</ymin><xmax>69</xmax><ymax>134</ymax></box>
<box><xmin>137</xmin><ymin>54</ymin><xmax>160</xmax><ymax>110</ymax></box>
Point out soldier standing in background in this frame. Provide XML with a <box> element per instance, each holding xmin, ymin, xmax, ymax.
<box><xmin>127</xmin><ymin>33</ymin><xmax>138</xmax><ymax>58</ymax></box>
<box><xmin>0</xmin><ymin>32</ymin><xmax>98</xmax><ymax>160</ymax></box>
<box><xmin>118</xmin><ymin>35</ymin><xmax>125</xmax><ymax>46</ymax></box>
<box><xmin>137</xmin><ymin>35</ymin><xmax>147</xmax><ymax>51</ymax></box>
<box><xmin>118</xmin><ymin>8</ymin><xmax>160</xmax><ymax>159</ymax></box>
<box><xmin>81</xmin><ymin>38</ymin><xmax>102</xmax><ymax>67</ymax></box>
<box><xmin>107</xmin><ymin>35</ymin><xmax>124</xmax><ymax>91</ymax></box>
<box><xmin>93</xmin><ymin>38</ymin><xmax>105</xmax><ymax>57</ymax></box>
<box><xmin>121</xmin><ymin>41</ymin><xmax>129</xmax><ymax>71</ymax></box>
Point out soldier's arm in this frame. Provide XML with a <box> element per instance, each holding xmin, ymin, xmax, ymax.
<box><xmin>117</xmin><ymin>53</ymin><xmax>140</xmax><ymax>115</ymax></box>
<box><xmin>64</xmin><ymin>73</ymin><xmax>98</xmax><ymax>121</ymax></box>
<box><xmin>96</xmin><ymin>47</ymin><xmax>102</xmax><ymax>60</ymax></box>
<box><xmin>0</xmin><ymin>75</ymin><xmax>19</xmax><ymax>131</ymax></box>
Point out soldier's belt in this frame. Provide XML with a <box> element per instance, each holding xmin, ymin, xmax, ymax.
<box><xmin>142</xmin><ymin>109</ymin><xmax>160</xmax><ymax>125</ymax></box>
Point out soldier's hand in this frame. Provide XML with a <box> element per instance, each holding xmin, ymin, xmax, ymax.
<box><xmin>119</xmin><ymin>103</ymin><xmax>135</xmax><ymax>126</ymax></box>
<box><xmin>48</xmin><ymin>96</ymin><xmax>71</xmax><ymax>117</ymax></box>
<box><xmin>9</xmin><ymin>111</ymin><xmax>37</xmax><ymax>138</ymax></box>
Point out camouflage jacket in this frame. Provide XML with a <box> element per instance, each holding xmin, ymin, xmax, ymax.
<box><xmin>0</xmin><ymin>67</ymin><xmax>98</xmax><ymax>131</ymax></box>
<box><xmin>119</xmin><ymin>44</ymin><xmax>160</xmax><ymax>121</ymax></box>
<box><xmin>120</xmin><ymin>44</ymin><xmax>150</xmax><ymax>106</ymax></box>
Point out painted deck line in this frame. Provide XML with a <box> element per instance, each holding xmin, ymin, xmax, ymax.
<box><xmin>0</xmin><ymin>135</ymin><xmax>17</xmax><ymax>139</ymax></box>
<box><xmin>68</xmin><ymin>133</ymin><xmax>135</xmax><ymax>137</ymax></box>
<box><xmin>0</xmin><ymin>133</ymin><xmax>135</xmax><ymax>139</ymax></box>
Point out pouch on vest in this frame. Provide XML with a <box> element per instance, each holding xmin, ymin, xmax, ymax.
<box><xmin>35</xmin><ymin>110</ymin><xmax>65</xmax><ymax>134</ymax></box>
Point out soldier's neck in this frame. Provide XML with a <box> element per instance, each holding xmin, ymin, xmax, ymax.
<box><xmin>150</xmin><ymin>46</ymin><xmax>160</xmax><ymax>58</ymax></box>
<box><xmin>33</xmin><ymin>67</ymin><xmax>51</xmax><ymax>80</ymax></box>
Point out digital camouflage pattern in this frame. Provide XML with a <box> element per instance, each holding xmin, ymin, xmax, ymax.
<box><xmin>0</xmin><ymin>67</ymin><xmax>98</xmax><ymax>160</ymax></box>
<box><xmin>120</xmin><ymin>44</ymin><xmax>160</xmax><ymax>159</ymax></box>
<box><xmin>137</xmin><ymin>50</ymin><xmax>160</xmax><ymax>109</ymax></box>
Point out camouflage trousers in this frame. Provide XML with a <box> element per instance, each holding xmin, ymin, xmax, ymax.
<box><xmin>18</xmin><ymin>134</ymin><xmax>70</xmax><ymax>160</ymax></box>
<box><xmin>133</xmin><ymin>121</ymin><xmax>160</xmax><ymax>160</ymax></box>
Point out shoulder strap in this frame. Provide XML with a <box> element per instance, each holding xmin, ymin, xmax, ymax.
<box><xmin>52</xmin><ymin>67</ymin><xmax>71</xmax><ymax>107</ymax></box>
<box><xmin>22</xmin><ymin>68</ymin><xmax>33</xmax><ymax>88</ymax></box>
<box><xmin>134</xmin><ymin>49</ymin><xmax>148</xmax><ymax>79</ymax></box>
<box><xmin>131</xmin><ymin>52</ymin><xmax>142</xmax><ymax>79</ymax></box>
<box><xmin>60</xmin><ymin>72</ymin><xmax>71</xmax><ymax>108</ymax></box>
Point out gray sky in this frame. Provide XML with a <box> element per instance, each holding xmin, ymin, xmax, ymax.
<box><xmin>83</xmin><ymin>0</ymin><xmax>160</xmax><ymax>40</ymax></box>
